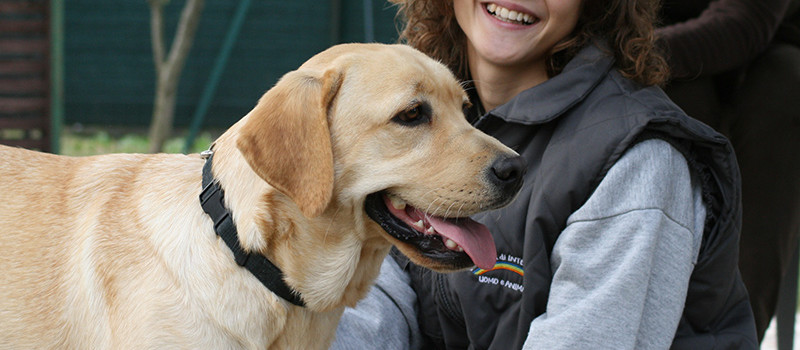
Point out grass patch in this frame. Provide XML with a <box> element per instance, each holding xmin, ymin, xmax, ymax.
<box><xmin>60</xmin><ymin>125</ymin><xmax>219</xmax><ymax>156</ymax></box>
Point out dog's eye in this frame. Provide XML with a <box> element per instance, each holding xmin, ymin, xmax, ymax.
<box><xmin>392</xmin><ymin>103</ymin><xmax>431</xmax><ymax>127</ymax></box>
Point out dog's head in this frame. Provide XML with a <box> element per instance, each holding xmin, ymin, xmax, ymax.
<box><xmin>236</xmin><ymin>44</ymin><xmax>524</xmax><ymax>272</ymax></box>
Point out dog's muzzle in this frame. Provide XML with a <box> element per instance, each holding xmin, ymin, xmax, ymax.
<box><xmin>364</xmin><ymin>192</ymin><xmax>497</xmax><ymax>270</ymax></box>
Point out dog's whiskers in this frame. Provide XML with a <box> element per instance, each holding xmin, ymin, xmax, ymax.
<box><xmin>420</xmin><ymin>189</ymin><xmax>440</xmax><ymax>215</ymax></box>
<box><xmin>455</xmin><ymin>202</ymin><xmax>467</xmax><ymax>219</ymax></box>
<box><xmin>443</xmin><ymin>201</ymin><xmax>458</xmax><ymax>219</ymax></box>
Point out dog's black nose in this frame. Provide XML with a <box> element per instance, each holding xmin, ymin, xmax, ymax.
<box><xmin>490</xmin><ymin>155</ymin><xmax>526</xmax><ymax>185</ymax></box>
<box><xmin>488</xmin><ymin>155</ymin><xmax>526</xmax><ymax>201</ymax></box>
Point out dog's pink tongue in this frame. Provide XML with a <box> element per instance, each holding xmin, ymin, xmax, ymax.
<box><xmin>427</xmin><ymin>216</ymin><xmax>497</xmax><ymax>270</ymax></box>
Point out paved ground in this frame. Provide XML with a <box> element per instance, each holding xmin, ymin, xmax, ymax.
<box><xmin>762</xmin><ymin>317</ymin><xmax>800</xmax><ymax>349</ymax></box>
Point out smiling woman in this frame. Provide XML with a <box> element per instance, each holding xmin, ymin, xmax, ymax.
<box><xmin>453</xmin><ymin>0</ymin><xmax>581</xmax><ymax>111</ymax></box>
<box><xmin>333</xmin><ymin>0</ymin><xmax>757</xmax><ymax>349</ymax></box>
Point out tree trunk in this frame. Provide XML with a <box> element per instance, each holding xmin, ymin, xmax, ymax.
<box><xmin>147</xmin><ymin>0</ymin><xmax>204</xmax><ymax>153</ymax></box>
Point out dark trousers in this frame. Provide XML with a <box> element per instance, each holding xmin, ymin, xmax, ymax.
<box><xmin>666</xmin><ymin>40</ymin><xmax>800</xmax><ymax>341</ymax></box>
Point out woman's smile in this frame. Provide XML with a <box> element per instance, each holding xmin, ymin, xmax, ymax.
<box><xmin>484</xmin><ymin>2</ymin><xmax>538</xmax><ymax>26</ymax></box>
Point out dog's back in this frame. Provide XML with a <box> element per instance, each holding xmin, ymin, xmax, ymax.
<box><xmin>1</xmin><ymin>146</ymin><xmax>77</xmax><ymax>347</ymax></box>
<box><xmin>0</xmin><ymin>145</ymin><xmax>225</xmax><ymax>348</ymax></box>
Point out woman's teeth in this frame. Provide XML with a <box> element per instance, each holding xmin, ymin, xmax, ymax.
<box><xmin>486</xmin><ymin>3</ymin><xmax>535</xmax><ymax>25</ymax></box>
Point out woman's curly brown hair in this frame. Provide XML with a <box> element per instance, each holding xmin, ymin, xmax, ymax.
<box><xmin>388</xmin><ymin>0</ymin><xmax>669</xmax><ymax>86</ymax></box>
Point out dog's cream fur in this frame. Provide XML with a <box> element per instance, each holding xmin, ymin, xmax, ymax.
<box><xmin>0</xmin><ymin>43</ymin><xmax>519</xmax><ymax>349</ymax></box>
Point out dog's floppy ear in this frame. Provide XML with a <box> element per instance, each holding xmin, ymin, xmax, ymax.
<box><xmin>237</xmin><ymin>68</ymin><xmax>343</xmax><ymax>218</ymax></box>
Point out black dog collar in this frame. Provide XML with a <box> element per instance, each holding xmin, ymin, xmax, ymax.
<box><xmin>199</xmin><ymin>151</ymin><xmax>305</xmax><ymax>307</ymax></box>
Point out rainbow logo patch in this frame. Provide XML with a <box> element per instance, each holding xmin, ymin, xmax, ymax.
<box><xmin>472</xmin><ymin>261</ymin><xmax>524</xmax><ymax>276</ymax></box>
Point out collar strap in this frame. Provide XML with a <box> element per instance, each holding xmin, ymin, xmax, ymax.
<box><xmin>199</xmin><ymin>151</ymin><xmax>305</xmax><ymax>307</ymax></box>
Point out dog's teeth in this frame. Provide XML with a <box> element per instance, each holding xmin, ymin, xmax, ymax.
<box><xmin>445</xmin><ymin>239</ymin><xmax>459</xmax><ymax>250</ymax></box>
<box><xmin>413</xmin><ymin>220</ymin><xmax>424</xmax><ymax>229</ymax></box>
<box><xmin>426</xmin><ymin>226</ymin><xmax>435</xmax><ymax>234</ymax></box>
<box><xmin>388</xmin><ymin>194</ymin><xmax>406</xmax><ymax>210</ymax></box>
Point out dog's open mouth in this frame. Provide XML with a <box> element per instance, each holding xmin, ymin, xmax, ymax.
<box><xmin>364</xmin><ymin>192</ymin><xmax>497</xmax><ymax>270</ymax></box>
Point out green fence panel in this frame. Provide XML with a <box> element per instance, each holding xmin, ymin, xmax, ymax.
<box><xmin>64</xmin><ymin>0</ymin><xmax>398</xmax><ymax>128</ymax></box>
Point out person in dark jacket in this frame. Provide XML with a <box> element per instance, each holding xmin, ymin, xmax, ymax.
<box><xmin>658</xmin><ymin>0</ymin><xmax>800</xmax><ymax>340</ymax></box>
<box><xmin>331</xmin><ymin>0</ymin><xmax>758</xmax><ymax>348</ymax></box>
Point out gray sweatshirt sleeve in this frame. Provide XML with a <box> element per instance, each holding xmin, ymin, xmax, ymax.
<box><xmin>523</xmin><ymin>139</ymin><xmax>706</xmax><ymax>349</ymax></box>
<box><xmin>330</xmin><ymin>255</ymin><xmax>421</xmax><ymax>350</ymax></box>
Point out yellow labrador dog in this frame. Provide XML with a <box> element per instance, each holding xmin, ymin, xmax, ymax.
<box><xmin>0</xmin><ymin>43</ymin><xmax>524</xmax><ymax>349</ymax></box>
